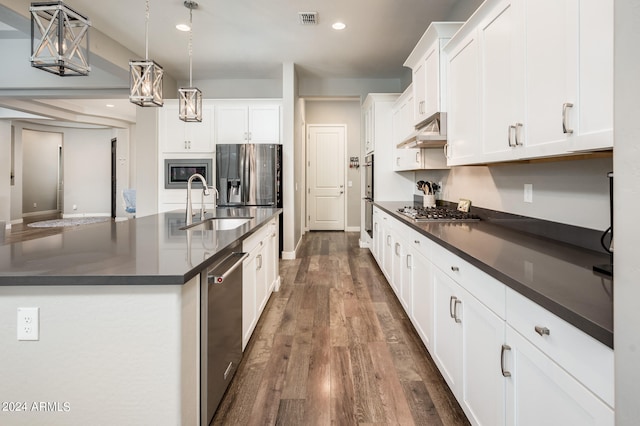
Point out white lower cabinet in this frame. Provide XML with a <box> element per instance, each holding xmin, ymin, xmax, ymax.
<box><xmin>242</xmin><ymin>217</ymin><xmax>279</xmax><ymax>350</ymax></box>
<box><xmin>504</xmin><ymin>326</ymin><xmax>613</xmax><ymax>426</ymax></box>
<box><xmin>370</xmin><ymin>210</ymin><xmax>614</xmax><ymax>426</ymax></box>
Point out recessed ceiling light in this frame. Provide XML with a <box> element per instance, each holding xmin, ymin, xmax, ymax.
<box><xmin>176</xmin><ymin>23</ymin><xmax>190</xmax><ymax>32</ymax></box>
<box><xmin>332</xmin><ymin>22</ymin><xmax>346</xmax><ymax>30</ymax></box>
<box><xmin>105</xmin><ymin>104</ymin><xmax>115</xmax><ymax>108</ymax></box>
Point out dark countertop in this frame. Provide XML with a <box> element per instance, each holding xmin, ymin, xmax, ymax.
<box><xmin>375</xmin><ymin>202</ymin><xmax>613</xmax><ymax>348</ymax></box>
<box><xmin>0</xmin><ymin>207</ymin><xmax>282</xmax><ymax>286</ymax></box>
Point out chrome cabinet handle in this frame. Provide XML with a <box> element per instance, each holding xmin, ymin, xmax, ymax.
<box><xmin>396</xmin><ymin>157</ymin><xmax>400</xmax><ymax>167</ymax></box>
<box><xmin>501</xmin><ymin>344</ymin><xmax>512</xmax><ymax>377</ymax></box>
<box><xmin>535</xmin><ymin>326</ymin><xmax>550</xmax><ymax>336</ymax></box>
<box><xmin>443</xmin><ymin>143</ymin><xmax>450</xmax><ymax>159</ymax></box>
<box><xmin>451</xmin><ymin>266</ymin><xmax>459</xmax><ymax>272</ymax></box>
<box><xmin>416</xmin><ymin>151</ymin><xmax>421</xmax><ymax>164</ymax></box>
<box><xmin>406</xmin><ymin>253</ymin><xmax>412</xmax><ymax>268</ymax></box>
<box><xmin>453</xmin><ymin>299</ymin><xmax>462</xmax><ymax>323</ymax></box>
<box><xmin>449</xmin><ymin>296</ymin><xmax>457</xmax><ymax>319</ymax></box>
<box><xmin>508</xmin><ymin>125</ymin><xmax>516</xmax><ymax>147</ymax></box>
<box><xmin>449</xmin><ymin>296</ymin><xmax>462</xmax><ymax>323</ymax></box>
<box><xmin>414</xmin><ymin>240</ymin><xmax>420</xmax><ymax>244</ymax></box>
<box><xmin>395</xmin><ymin>242</ymin><xmax>400</xmax><ymax>256</ymax></box>
<box><xmin>562</xmin><ymin>103</ymin><xmax>574</xmax><ymax>134</ymax></box>
<box><xmin>515</xmin><ymin>123</ymin><xmax>523</xmax><ymax>146</ymax></box>
<box><xmin>257</xmin><ymin>254</ymin><xmax>263</xmax><ymax>270</ymax></box>
<box><xmin>386</xmin><ymin>235</ymin><xmax>391</xmax><ymax>246</ymax></box>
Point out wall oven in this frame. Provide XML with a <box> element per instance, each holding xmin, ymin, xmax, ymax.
<box><xmin>164</xmin><ymin>158</ymin><xmax>212</xmax><ymax>189</ymax></box>
<box><xmin>364</xmin><ymin>154</ymin><xmax>374</xmax><ymax>237</ymax></box>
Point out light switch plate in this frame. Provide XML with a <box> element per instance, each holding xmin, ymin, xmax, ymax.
<box><xmin>17</xmin><ymin>307</ymin><xmax>39</xmax><ymax>341</ymax></box>
<box><xmin>524</xmin><ymin>184</ymin><xmax>533</xmax><ymax>203</ymax></box>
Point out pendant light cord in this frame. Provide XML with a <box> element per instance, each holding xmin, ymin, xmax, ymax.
<box><xmin>189</xmin><ymin>6</ymin><xmax>193</xmax><ymax>87</ymax></box>
<box><xmin>145</xmin><ymin>0</ymin><xmax>150</xmax><ymax>60</ymax></box>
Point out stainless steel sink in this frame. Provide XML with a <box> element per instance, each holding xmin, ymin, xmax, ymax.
<box><xmin>181</xmin><ymin>217</ymin><xmax>253</xmax><ymax>231</ymax></box>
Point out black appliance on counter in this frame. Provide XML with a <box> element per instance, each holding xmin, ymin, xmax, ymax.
<box><xmin>364</xmin><ymin>154</ymin><xmax>374</xmax><ymax>237</ymax></box>
<box><xmin>594</xmin><ymin>171</ymin><xmax>613</xmax><ymax>276</ymax></box>
<box><xmin>216</xmin><ymin>143</ymin><xmax>283</xmax><ymax>254</ymax></box>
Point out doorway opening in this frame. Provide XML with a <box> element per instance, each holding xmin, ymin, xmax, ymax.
<box><xmin>111</xmin><ymin>138</ymin><xmax>117</xmax><ymax>219</ymax></box>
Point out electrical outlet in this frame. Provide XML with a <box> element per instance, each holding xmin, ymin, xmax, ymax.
<box><xmin>73</xmin><ymin>204</ymin><xmax>77</xmax><ymax>210</ymax></box>
<box><xmin>17</xmin><ymin>307</ymin><xmax>39</xmax><ymax>341</ymax></box>
<box><xmin>33</xmin><ymin>202</ymin><xmax>37</xmax><ymax>208</ymax></box>
<box><xmin>524</xmin><ymin>184</ymin><xmax>533</xmax><ymax>203</ymax></box>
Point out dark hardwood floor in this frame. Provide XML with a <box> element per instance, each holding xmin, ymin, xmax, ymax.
<box><xmin>213</xmin><ymin>231</ymin><xmax>469</xmax><ymax>426</ymax></box>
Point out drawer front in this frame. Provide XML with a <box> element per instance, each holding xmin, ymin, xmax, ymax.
<box><xmin>432</xmin><ymin>243</ymin><xmax>505</xmax><ymax>319</ymax></box>
<box><xmin>506</xmin><ymin>288</ymin><xmax>614</xmax><ymax>407</ymax></box>
<box><xmin>242</xmin><ymin>222</ymin><xmax>270</xmax><ymax>252</ymax></box>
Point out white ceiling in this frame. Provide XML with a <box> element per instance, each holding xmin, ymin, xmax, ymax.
<box><xmin>0</xmin><ymin>0</ymin><xmax>477</xmax><ymax>125</ymax></box>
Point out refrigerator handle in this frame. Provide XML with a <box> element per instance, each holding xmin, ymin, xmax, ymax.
<box><xmin>242</xmin><ymin>144</ymin><xmax>250</xmax><ymax>204</ymax></box>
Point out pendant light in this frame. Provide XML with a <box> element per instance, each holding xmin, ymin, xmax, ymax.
<box><xmin>178</xmin><ymin>1</ymin><xmax>202</xmax><ymax>122</ymax></box>
<box><xmin>129</xmin><ymin>0</ymin><xmax>164</xmax><ymax>107</ymax></box>
<box><xmin>30</xmin><ymin>1</ymin><xmax>91</xmax><ymax>76</ymax></box>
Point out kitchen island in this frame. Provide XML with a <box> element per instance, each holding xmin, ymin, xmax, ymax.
<box><xmin>0</xmin><ymin>207</ymin><xmax>281</xmax><ymax>426</ymax></box>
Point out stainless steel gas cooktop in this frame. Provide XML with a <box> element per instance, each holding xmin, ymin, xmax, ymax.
<box><xmin>398</xmin><ymin>206</ymin><xmax>480</xmax><ymax>222</ymax></box>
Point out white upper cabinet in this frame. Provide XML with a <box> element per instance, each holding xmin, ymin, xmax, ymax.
<box><xmin>443</xmin><ymin>28</ymin><xmax>482</xmax><ymax>166</ymax></box>
<box><xmin>404</xmin><ymin>22</ymin><xmax>463</xmax><ymax>126</ymax></box>
<box><xmin>160</xmin><ymin>100</ymin><xmax>214</xmax><ymax>153</ymax></box>
<box><xmin>215</xmin><ymin>102</ymin><xmax>281</xmax><ymax>144</ymax></box>
<box><xmin>446</xmin><ymin>0</ymin><xmax>612</xmax><ymax>165</ymax></box>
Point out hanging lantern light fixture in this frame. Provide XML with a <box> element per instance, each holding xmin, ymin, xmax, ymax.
<box><xmin>178</xmin><ymin>1</ymin><xmax>202</xmax><ymax>122</ymax></box>
<box><xmin>129</xmin><ymin>0</ymin><xmax>164</xmax><ymax>107</ymax></box>
<box><xmin>30</xmin><ymin>1</ymin><xmax>91</xmax><ymax>76</ymax></box>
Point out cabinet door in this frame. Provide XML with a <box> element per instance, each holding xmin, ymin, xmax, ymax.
<box><xmin>412</xmin><ymin>60</ymin><xmax>427</xmax><ymax>124</ymax></box>
<box><xmin>479</xmin><ymin>0</ymin><xmax>521</xmax><ymax>162</ymax></box>
<box><xmin>446</xmin><ymin>30</ymin><xmax>482</xmax><ymax>165</ymax></box>
<box><xmin>382</xmin><ymin>226</ymin><xmax>395</xmax><ymax>291</ymax></box>
<box><xmin>364</xmin><ymin>104</ymin><xmax>374</xmax><ymax>154</ymax></box>
<box><xmin>255</xmin><ymin>243</ymin><xmax>268</xmax><ymax>314</ymax></box>
<box><xmin>248</xmin><ymin>105</ymin><xmax>280</xmax><ymax>144</ymax></box>
<box><xmin>423</xmin><ymin>44</ymin><xmax>440</xmax><ymax>119</ymax></box>
<box><xmin>161</xmin><ymin>103</ymin><xmax>213</xmax><ymax>152</ymax></box>
<box><xmin>461</xmin><ymin>290</ymin><xmax>506</xmax><ymax>426</ymax></box>
<box><xmin>242</xmin><ymin>249</ymin><xmax>258</xmax><ymax>350</ymax></box>
<box><xmin>520</xmin><ymin>0</ymin><xmax>577</xmax><ymax>158</ymax></box>
<box><xmin>216</xmin><ymin>105</ymin><xmax>249</xmax><ymax>144</ymax></box>
<box><xmin>394</xmin><ymin>149</ymin><xmax>423</xmax><ymax>171</ymax></box>
<box><xmin>505</xmin><ymin>326</ymin><xmax>614</xmax><ymax>426</ymax></box>
<box><xmin>371</xmin><ymin>210</ymin><xmax>381</xmax><ymax>262</ymax></box>
<box><xmin>570</xmin><ymin>0</ymin><xmax>613</xmax><ymax>151</ymax></box>
<box><xmin>432</xmin><ymin>267</ymin><xmax>463</xmax><ymax>393</ymax></box>
<box><xmin>410</xmin><ymin>249</ymin><xmax>434</xmax><ymax>350</ymax></box>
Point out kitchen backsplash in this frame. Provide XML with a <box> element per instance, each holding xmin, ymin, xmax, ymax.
<box><xmin>415</xmin><ymin>156</ymin><xmax>612</xmax><ymax>232</ymax></box>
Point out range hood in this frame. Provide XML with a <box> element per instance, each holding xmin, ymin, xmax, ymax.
<box><xmin>397</xmin><ymin>112</ymin><xmax>447</xmax><ymax>149</ymax></box>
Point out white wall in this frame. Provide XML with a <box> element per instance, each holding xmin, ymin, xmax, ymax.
<box><xmin>614</xmin><ymin>0</ymin><xmax>640</xmax><ymax>423</ymax></box>
<box><xmin>185</xmin><ymin>78</ymin><xmax>283</xmax><ymax>99</ymax></box>
<box><xmin>0</xmin><ymin>275</ymin><xmax>199</xmax><ymax>426</ymax></box>
<box><xmin>9</xmin><ymin>122</ymin><xmax>122</xmax><ymax>220</ymax></box>
<box><xmin>416</xmin><ymin>156</ymin><xmax>612</xmax><ymax>231</ymax></box>
<box><xmin>63</xmin><ymin>128</ymin><xmax>112</xmax><ymax>216</ymax></box>
<box><xmin>0</xmin><ymin>121</ymin><xmax>11</xmax><ymax>226</ymax></box>
<box><xmin>304</xmin><ymin>99</ymin><xmax>362</xmax><ymax>229</ymax></box>
<box><xmin>21</xmin><ymin>129</ymin><xmax>61</xmax><ymax>214</ymax></box>
<box><xmin>446</xmin><ymin>0</ymin><xmax>485</xmax><ymax>21</ymax></box>
<box><xmin>298</xmin><ymin>78</ymin><xmax>402</xmax><ymax>99</ymax></box>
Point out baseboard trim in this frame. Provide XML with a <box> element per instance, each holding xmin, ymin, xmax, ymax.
<box><xmin>346</xmin><ymin>226</ymin><xmax>360</xmax><ymax>232</ymax></box>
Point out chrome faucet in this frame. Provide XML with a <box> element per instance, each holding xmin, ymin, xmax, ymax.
<box><xmin>186</xmin><ymin>173</ymin><xmax>210</xmax><ymax>226</ymax></box>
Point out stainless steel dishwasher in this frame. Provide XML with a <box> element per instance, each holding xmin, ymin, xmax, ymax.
<box><xmin>201</xmin><ymin>245</ymin><xmax>248</xmax><ymax>426</ymax></box>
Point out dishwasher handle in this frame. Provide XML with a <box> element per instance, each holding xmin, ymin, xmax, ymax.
<box><xmin>207</xmin><ymin>252</ymin><xmax>249</xmax><ymax>284</ymax></box>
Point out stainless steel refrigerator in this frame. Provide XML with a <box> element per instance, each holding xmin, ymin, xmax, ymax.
<box><xmin>216</xmin><ymin>144</ymin><xmax>282</xmax><ymax>208</ymax></box>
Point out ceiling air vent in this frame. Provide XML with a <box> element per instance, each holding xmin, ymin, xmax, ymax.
<box><xmin>298</xmin><ymin>12</ymin><xmax>318</xmax><ymax>25</ymax></box>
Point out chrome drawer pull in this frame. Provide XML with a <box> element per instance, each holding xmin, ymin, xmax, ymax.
<box><xmin>534</xmin><ymin>326</ymin><xmax>550</xmax><ymax>336</ymax></box>
<box><xmin>453</xmin><ymin>299</ymin><xmax>462</xmax><ymax>323</ymax></box>
<box><xmin>501</xmin><ymin>344</ymin><xmax>512</xmax><ymax>377</ymax></box>
<box><xmin>562</xmin><ymin>103</ymin><xmax>574</xmax><ymax>134</ymax></box>
<box><xmin>451</xmin><ymin>266</ymin><xmax>459</xmax><ymax>272</ymax></box>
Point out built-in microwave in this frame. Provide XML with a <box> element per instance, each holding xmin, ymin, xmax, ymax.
<box><xmin>164</xmin><ymin>158</ymin><xmax>213</xmax><ymax>189</ymax></box>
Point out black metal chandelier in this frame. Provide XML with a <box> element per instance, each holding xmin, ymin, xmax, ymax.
<box><xmin>129</xmin><ymin>0</ymin><xmax>164</xmax><ymax>107</ymax></box>
<box><xmin>30</xmin><ymin>1</ymin><xmax>91</xmax><ymax>76</ymax></box>
<box><xmin>178</xmin><ymin>1</ymin><xmax>202</xmax><ymax>122</ymax></box>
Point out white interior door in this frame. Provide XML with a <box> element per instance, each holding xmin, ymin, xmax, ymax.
<box><xmin>307</xmin><ymin>125</ymin><xmax>346</xmax><ymax>230</ymax></box>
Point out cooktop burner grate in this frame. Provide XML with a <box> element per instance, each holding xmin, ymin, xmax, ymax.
<box><xmin>398</xmin><ymin>206</ymin><xmax>480</xmax><ymax>222</ymax></box>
